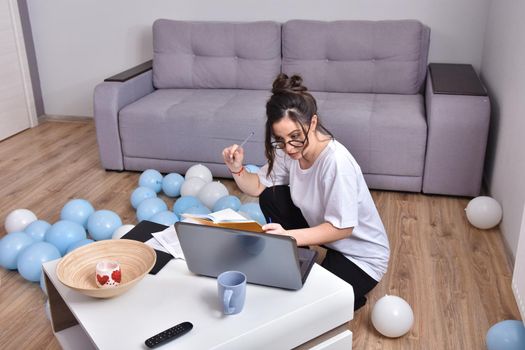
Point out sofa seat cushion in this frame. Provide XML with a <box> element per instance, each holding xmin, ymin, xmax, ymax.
<box><xmin>119</xmin><ymin>89</ymin><xmax>270</xmax><ymax>166</ymax></box>
<box><xmin>314</xmin><ymin>92</ymin><xmax>427</xmax><ymax>177</ymax></box>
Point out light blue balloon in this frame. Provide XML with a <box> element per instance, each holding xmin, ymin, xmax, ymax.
<box><xmin>0</xmin><ymin>232</ymin><xmax>34</xmax><ymax>269</ymax></box>
<box><xmin>213</xmin><ymin>195</ymin><xmax>242</xmax><ymax>212</ymax></box>
<box><xmin>149</xmin><ymin>211</ymin><xmax>179</xmax><ymax>226</ymax></box>
<box><xmin>172</xmin><ymin>196</ymin><xmax>201</xmax><ymax>216</ymax></box>
<box><xmin>24</xmin><ymin>220</ymin><xmax>51</xmax><ymax>241</ymax></box>
<box><xmin>239</xmin><ymin>202</ymin><xmax>267</xmax><ymax>225</ymax></box>
<box><xmin>136</xmin><ymin>197</ymin><xmax>168</xmax><ymax>222</ymax></box>
<box><xmin>487</xmin><ymin>320</ymin><xmax>525</xmax><ymax>350</ymax></box>
<box><xmin>60</xmin><ymin>199</ymin><xmax>95</xmax><ymax>228</ymax></box>
<box><xmin>139</xmin><ymin>169</ymin><xmax>163</xmax><ymax>193</ymax></box>
<box><xmin>183</xmin><ymin>205</ymin><xmax>211</xmax><ymax>215</ymax></box>
<box><xmin>162</xmin><ymin>173</ymin><xmax>185</xmax><ymax>197</ymax></box>
<box><xmin>245</xmin><ymin>164</ymin><xmax>261</xmax><ymax>173</ymax></box>
<box><xmin>130</xmin><ymin>186</ymin><xmax>157</xmax><ymax>209</ymax></box>
<box><xmin>87</xmin><ymin>210</ymin><xmax>123</xmax><ymax>241</ymax></box>
<box><xmin>17</xmin><ymin>242</ymin><xmax>61</xmax><ymax>282</ymax></box>
<box><xmin>45</xmin><ymin>220</ymin><xmax>86</xmax><ymax>255</ymax></box>
<box><xmin>65</xmin><ymin>238</ymin><xmax>94</xmax><ymax>254</ymax></box>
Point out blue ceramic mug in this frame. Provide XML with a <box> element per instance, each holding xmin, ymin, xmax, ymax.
<box><xmin>217</xmin><ymin>271</ymin><xmax>247</xmax><ymax>315</ymax></box>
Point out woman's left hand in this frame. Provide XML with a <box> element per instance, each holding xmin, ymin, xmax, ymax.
<box><xmin>262</xmin><ymin>223</ymin><xmax>288</xmax><ymax>236</ymax></box>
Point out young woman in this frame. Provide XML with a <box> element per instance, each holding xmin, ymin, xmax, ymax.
<box><xmin>222</xmin><ymin>74</ymin><xmax>389</xmax><ymax>310</ymax></box>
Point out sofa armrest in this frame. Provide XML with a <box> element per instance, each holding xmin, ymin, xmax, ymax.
<box><xmin>93</xmin><ymin>62</ymin><xmax>154</xmax><ymax>170</ymax></box>
<box><xmin>423</xmin><ymin>63</ymin><xmax>490</xmax><ymax>196</ymax></box>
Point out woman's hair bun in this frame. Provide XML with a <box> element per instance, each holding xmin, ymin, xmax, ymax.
<box><xmin>272</xmin><ymin>73</ymin><xmax>307</xmax><ymax>94</ymax></box>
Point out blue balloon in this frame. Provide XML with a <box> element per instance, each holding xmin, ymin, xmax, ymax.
<box><xmin>213</xmin><ymin>195</ymin><xmax>242</xmax><ymax>212</ymax></box>
<box><xmin>130</xmin><ymin>186</ymin><xmax>157</xmax><ymax>209</ymax></box>
<box><xmin>24</xmin><ymin>220</ymin><xmax>51</xmax><ymax>241</ymax></box>
<box><xmin>162</xmin><ymin>173</ymin><xmax>185</xmax><ymax>197</ymax></box>
<box><xmin>173</xmin><ymin>196</ymin><xmax>201</xmax><ymax>216</ymax></box>
<box><xmin>60</xmin><ymin>198</ymin><xmax>95</xmax><ymax>228</ymax></box>
<box><xmin>45</xmin><ymin>220</ymin><xmax>86</xmax><ymax>255</ymax></box>
<box><xmin>139</xmin><ymin>169</ymin><xmax>163</xmax><ymax>193</ymax></box>
<box><xmin>183</xmin><ymin>205</ymin><xmax>211</xmax><ymax>215</ymax></box>
<box><xmin>245</xmin><ymin>164</ymin><xmax>261</xmax><ymax>173</ymax></box>
<box><xmin>87</xmin><ymin>210</ymin><xmax>123</xmax><ymax>241</ymax></box>
<box><xmin>17</xmin><ymin>242</ymin><xmax>61</xmax><ymax>282</ymax></box>
<box><xmin>0</xmin><ymin>232</ymin><xmax>34</xmax><ymax>269</ymax></box>
<box><xmin>136</xmin><ymin>197</ymin><xmax>168</xmax><ymax>222</ymax></box>
<box><xmin>487</xmin><ymin>320</ymin><xmax>525</xmax><ymax>350</ymax></box>
<box><xmin>65</xmin><ymin>238</ymin><xmax>94</xmax><ymax>254</ymax></box>
<box><xmin>238</xmin><ymin>202</ymin><xmax>267</xmax><ymax>225</ymax></box>
<box><xmin>149</xmin><ymin>211</ymin><xmax>179</xmax><ymax>226</ymax></box>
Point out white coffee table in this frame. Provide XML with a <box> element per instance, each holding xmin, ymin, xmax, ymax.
<box><xmin>43</xmin><ymin>258</ymin><xmax>353</xmax><ymax>349</ymax></box>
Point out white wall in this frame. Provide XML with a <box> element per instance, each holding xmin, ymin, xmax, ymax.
<box><xmin>481</xmin><ymin>0</ymin><xmax>525</xmax><ymax>259</ymax></box>
<box><xmin>27</xmin><ymin>0</ymin><xmax>490</xmax><ymax>117</ymax></box>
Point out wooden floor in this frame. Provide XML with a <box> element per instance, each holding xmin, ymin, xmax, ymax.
<box><xmin>0</xmin><ymin>119</ymin><xmax>521</xmax><ymax>349</ymax></box>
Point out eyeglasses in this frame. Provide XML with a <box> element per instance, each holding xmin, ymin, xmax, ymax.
<box><xmin>270</xmin><ymin>124</ymin><xmax>310</xmax><ymax>150</ymax></box>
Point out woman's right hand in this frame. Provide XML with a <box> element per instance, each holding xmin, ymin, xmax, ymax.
<box><xmin>222</xmin><ymin>144</ymin><xmax>244</xmax><ymax>173</ymax></box>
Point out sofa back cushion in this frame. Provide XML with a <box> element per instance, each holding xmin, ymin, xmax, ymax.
<box><xmin>153</xmin><ymin>19</ymin><xmax>281</xmax><ymax>90</ymax></box>
<box><xmin>282</xmin><ymin>20</ymin><xmax>430</xmax><ymax>94</ymax></box>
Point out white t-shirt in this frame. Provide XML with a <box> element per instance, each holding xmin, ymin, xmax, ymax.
<box><xmin>257</xmin><ymin>140</ymin><xmax>390</xmax><ymax>281</ymax></box>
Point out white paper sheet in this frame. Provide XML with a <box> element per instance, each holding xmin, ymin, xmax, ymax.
<box><xmin>151</xmin><ymin>225</ymin><xmax>185</xmax><ymax>260</ymax></box>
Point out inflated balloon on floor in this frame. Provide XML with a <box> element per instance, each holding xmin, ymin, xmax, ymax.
<box><xmin>239</xmin><ymin>202</ymin><xmax>267</xmax><ymax>225</ymax></box>
<box><xmin>180</xmin><ymin>177</ymin><xmax>207</xmax><ymax>197</ymax></box>
<box><xmin>173</xmin><ymin>196</ymin><xmax>201</xmax><ymax>216</ymax></box>
<box><xmin>162</xmin><ymin>173</ymin><xmax>185</xmax><ymax>197</ymax></box>
<box><xmin>60</xmin><ymin>198</ymin><xmax>95</xmax><ymax>228</ymax></box>
<box><xmin>139</xmin><ymin>169</ymin><xmax>163</xmax><ymax>193</ymax></box>
<box><xmin>45</xmin><ymin>220</ymin><xmax>87</xmax><ymax>255</ymax></box>
<box><xmin>486</xmin><ymin>320</ymin><xmax>525</xmax><ymax>350</ymax></box>
<box><xmin>5</xmin><ymin>208</ymin><xmax>37</xmax><ymax>233</ymax></box>
<box><xmin>150</xmin><ymin>211</ymin><xmax>179</xmax><ymax>226</ymax></box>
<box><xmin>245</xmin><ymin>164</ymin><xmax>260</xmax><ymax>173</ymax></box>
<box><xmin>136</xmin><ymin>197</ymin><xmax>168</xmax><ymax>222</ymax></box>
<box><xmin>185</xmin><ymin>164</ymin><xmax>213</xmax><ymax>183</ymax></box>
<box><xmin>87</xmin><ymin>210</ymin><xmax>122</xmax><ymax>241</ymax></box>
<box><xmin>17</xmin><ymin>242</ymin><xmax>61</xmax><ymax>282</ymax></box>
<box><xmin>213</xmin><ymin>195</ymin><xmax>242</xmax><ymax>212</ymax></box>
<box><xmin>24</xmin><ymin>220</ymin><xmax>51</xmax><ymax>241</ymax></box>
<box><xmin>183</xmin><ymin>205</ymin><xmax>211</xmax><ymax>215</ymax></box>
<box><xmin>0</xmin><ymin>232</ymin><xmax>34</xmax><ymax>269</ymax></box>
<box><xmin>465</xmin><ymin>196</ymin><xmax>503</xmax><ymax>229</ymax></box>
<box><xmin>130</xmin><ymin>186</ymin><xmax>157</xmax><ymax>209</ymax></box>
<box><xmin>198</xmin><ymin>181</ymin><xmax>229</xmax><ymax>209</ymax></box>
<box><xmin>371</xmin><ymin>295</ymin><xmax>414</xmax><ymax>338</ymax></box>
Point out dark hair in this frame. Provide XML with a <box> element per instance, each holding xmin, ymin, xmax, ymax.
<box><xmin>264</xmin><ymin>73</ymin><xmax>333</xmax><ymax>176</ymax></box>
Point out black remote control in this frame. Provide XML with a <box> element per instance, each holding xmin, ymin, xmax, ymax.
<box><xmin>145</xmin><ymin>321</ymin><xmax>193</xmax><ymax>348</ymax></box>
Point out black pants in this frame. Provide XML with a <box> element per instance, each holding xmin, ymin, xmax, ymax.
<box><xmin>259</xmin><ymin>186</ymin><xmax>378</xmax><ymax>310</ymax></box>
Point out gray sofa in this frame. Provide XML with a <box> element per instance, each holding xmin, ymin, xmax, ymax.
<box><xmin>94</xmin><ymin>19</ymin><xmax>490</xmax><ymax>197</ymax></box>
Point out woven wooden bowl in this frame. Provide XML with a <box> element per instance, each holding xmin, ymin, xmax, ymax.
<box><xmin>56</xmin><ymin>239</ymin><xmax>156</xmax><ymax>298</ymax></box>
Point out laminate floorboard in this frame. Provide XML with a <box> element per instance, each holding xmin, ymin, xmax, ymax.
<box><xmin>0</xmin><ymin>119</ymin><xmax>521</xmax><ymax>349</ymax></box>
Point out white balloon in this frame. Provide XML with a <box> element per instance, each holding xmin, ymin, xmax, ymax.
<box><xmin>5</xmin><ymin>209</ymin><xmax>38</xmax><ymax>233</ymax></box>
<box><xmin>180</xmin><ymin>177</ymin><xmax>207</xmax><ymax>197</ymax></box>
<box><xmin>465</xmin><ymin>196</ymin><xmax>503</xmax><ymax>229</ymax></box>
<box><xmin>198</xmin><ymin>181</ymin><xmax>229</xmax><ymax>209</ymax></box>
<box><xmin>371</xmin><ymin>295</ymin><xmax>414</xmax><ymax>338</ymax></box>
<box><xmin>185</xmin><ymin>164</ymin><xmax>213</xmax><ymax>183</ymax></box>
<box><xmin>44</xmin><ymin>300</ymin><xmax>51</xmax><ymax>321</ymax></box>
<box><xmin>112</xmin><ymin>224</ymin><xmax>136</xmax><ymax>239</ymax></box>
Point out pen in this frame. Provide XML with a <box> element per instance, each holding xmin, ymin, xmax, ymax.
<box><xmin>231</xmin><ymin>131</ymin><xmax>254</xmax><ymax>159</ymax></box>
<box><xmin>238</xmin><ymin>131</ymin><xmax>255</xmax><ymax>149</ymax></box>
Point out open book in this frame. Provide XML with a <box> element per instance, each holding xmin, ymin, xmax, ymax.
<box><xmin>181</xmin><ymin>208</ymin><xmax>264</xmax><ymax>233</ymax></box>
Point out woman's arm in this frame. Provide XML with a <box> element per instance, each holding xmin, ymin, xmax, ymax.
<box><xmin>262</xmin><ymin>222</ymin><xmax>353</xmax><ymax>246</ymax></box>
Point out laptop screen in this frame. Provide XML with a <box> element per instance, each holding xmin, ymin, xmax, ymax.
<box><xmin>175</xmin><ymin>222</ymin><xmax>315</xmax><ymax>290</ymax></box>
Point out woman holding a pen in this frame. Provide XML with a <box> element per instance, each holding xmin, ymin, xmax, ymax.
<box><xmin>222</xmin><ymin>73</ymin><xmax>390</xmax><ymax>311</ymax></box>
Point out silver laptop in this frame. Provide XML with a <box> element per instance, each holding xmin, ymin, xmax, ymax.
<box><xmin>175</xmin><ymin>222</ymin><xmax>318</xmax><ymax>290</ymax></box>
